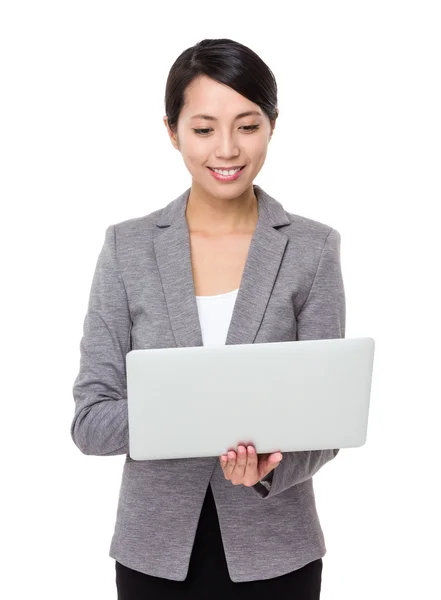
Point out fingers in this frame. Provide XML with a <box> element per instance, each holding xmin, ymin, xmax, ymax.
<box><xmin>234</xmin><ymin>445</ymin><xmax>246</xmax><ymax>478</ymax></box>
<box><xmin>221</xmin><ymin>445</ymin><xmax>259</xmax><ymax>483</ymax></box>
<box><xmin>246</xmin><ymin>445</ymin><xmax>258</xmax><ymax>470</ymax></box>
<box><xmin>219</xmin><ymin>445</ymin><xmax>282</xmax><ymax>487</ymax></box>
<box><xmin>219</xmin><ymin>450</ymin><xmax>236</xmax><ymax>477</ymax></box>
<box><xmin>224</xmin><ymin>447</ymin><xmax>244</xmax><ymax>478</ymax></box>
<box><xmin>226</xmin><ymin>450</ymin><xmax>237</xmax><ymax>476</ymax></box>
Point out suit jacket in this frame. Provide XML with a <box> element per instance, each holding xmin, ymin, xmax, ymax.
<box><xmin>71</xmin><ymin>184</ymin><xmax>346</xmax><ymax>583</ymax></box>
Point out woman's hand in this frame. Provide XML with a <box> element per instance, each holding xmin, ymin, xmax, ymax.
<box><xmin>219</xmin><ymin>444</ymin><xmax>283</xmax><ymax>487</ymax></box>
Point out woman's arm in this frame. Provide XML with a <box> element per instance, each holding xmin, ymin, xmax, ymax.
<box><xmin>71</xmin><ymin>224</ymin><xmax>132</xmax><ymax>456</ymax></box>
<box><xmin>251</xmin><ymin>228</ymin><xmax>346</xmax><ymax>499</ymax></box>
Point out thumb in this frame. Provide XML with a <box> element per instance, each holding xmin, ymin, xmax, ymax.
<box><xmin>259</xmin><ymin>452</ymin><xmax>283</xmax><ymax>478</ymax></box>
<box><xmin>269</xmin><ymin>452</ymin><xmax>283</xmax><ymax>464</ymax></box>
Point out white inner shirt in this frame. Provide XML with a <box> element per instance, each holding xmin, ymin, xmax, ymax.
<box><xmin>195</xmin><ymin>288</ymin><xmax>239</xmax><ymax>347</ymax></box>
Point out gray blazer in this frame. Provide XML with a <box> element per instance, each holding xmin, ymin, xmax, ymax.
<box><xmin>71</xmin><ymin>184</ymin><xmax>346</xmax><ymax>583</ymax></box>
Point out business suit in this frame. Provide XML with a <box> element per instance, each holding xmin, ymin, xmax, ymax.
<box><xmin>71</xmin><ymin>184</ymin><xmax>345</xmax><ymax>583</ymax></box>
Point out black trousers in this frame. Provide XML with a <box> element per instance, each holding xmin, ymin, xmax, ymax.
<box><xmin>115</xmin><ymin>483</ymin><xmax>323</xmax><ymax>599</ymax></box>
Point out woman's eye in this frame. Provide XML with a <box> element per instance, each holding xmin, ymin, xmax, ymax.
<box><xmin>192</xmin><ymin>125</ymin><xmax>260</xmax><ymax>136</ymax></box>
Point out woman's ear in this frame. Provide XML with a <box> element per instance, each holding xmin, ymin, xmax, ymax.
<box><xmin>163</xmin><ymin>116</ymin><xmax>180</xmax><ymax>151</ymax></box>
<box><xmin>269</xmin><ymin>109</ymin><xmax>278</xmax><ymax>141</ymax></box>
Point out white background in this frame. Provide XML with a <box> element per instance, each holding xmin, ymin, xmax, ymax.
<box><xmin>1</xmin><ymin>1</ymin><xmax>440</xmax><ymax>598</ymax></box>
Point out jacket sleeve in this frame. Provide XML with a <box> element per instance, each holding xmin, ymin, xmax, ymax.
<box><xmin>71</xmin><ymin>224</ymin><xmax>132</xmax><ymax>456</ymax></box>
<box><xmin>252</xmin><ymin>227</ymin><xmax>346</xmax><ymax>499</ymax></box>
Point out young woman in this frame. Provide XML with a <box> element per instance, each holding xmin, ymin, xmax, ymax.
<box><xmin>71</xmin><ymin>38</ymin><xmax>345</xmax><ymax>599</ymax></box>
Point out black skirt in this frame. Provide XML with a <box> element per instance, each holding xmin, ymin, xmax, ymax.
<box><xmin>115</xmin><ymin>482</ymin><xmax>323</xmax><ymax>599</ymax></box>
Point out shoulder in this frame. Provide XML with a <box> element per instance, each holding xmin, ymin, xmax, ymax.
<box><xmin>109</xmin><ymin>189</ymin><xmax>187</xmax><ymax>242</ymax></box>
<box><xmin>101</xmin><ymin>205</ymin><xmax>167</xmax><ymax>257</ymax></box>
<box><xmin>282</xmin><ymin>209</ymin><xmax>341</xmax><ymax>252</ymax></box>
<box><xmin>260</xmin><ymin>185</ymin><xmax>340</xmax><ymax>245</ymax></box>
<box><xmin>111</xmin><ymin>209</ymin><xmax>161</xmax><ymax>239</ymax></box>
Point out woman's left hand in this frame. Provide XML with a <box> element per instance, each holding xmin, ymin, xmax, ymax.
<box><xmin>220</xmin><ymin>444</ymin><xmax>283</xmax><ymax>487</ymax></box>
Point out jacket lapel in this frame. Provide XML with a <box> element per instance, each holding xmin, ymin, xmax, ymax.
<box><xmin>153</xmin><ymin>184</ymin><xmax>290</xmax><ymax>349</ymax></box>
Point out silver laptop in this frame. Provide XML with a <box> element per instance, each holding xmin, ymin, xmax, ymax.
<box><xmin>126</xmin><ymin>337</ymin><xmax>375</xmax><ymax>461</ymax></box>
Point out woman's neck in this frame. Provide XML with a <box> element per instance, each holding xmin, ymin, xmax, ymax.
<box><xmin>185</xmin><ymin>183</ymin><xmax>258</xmax><ymax>235</ymax></box>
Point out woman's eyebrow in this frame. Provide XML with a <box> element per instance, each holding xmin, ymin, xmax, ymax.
<box><xmin>190</xmin><ymin>111</ymin><xmax>262</xmax><ymax>121</ymax></box>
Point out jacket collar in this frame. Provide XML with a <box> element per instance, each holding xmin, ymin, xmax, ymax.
<box><xmin>153</xmin><ymin>184</ymin><xmax>290</xmax><ymax>348</ymax></box>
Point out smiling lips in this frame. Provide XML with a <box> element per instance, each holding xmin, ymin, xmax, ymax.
<box><xmin>208</xmin><ymin>165</ymin><xmax>246</xmax><ymax>181</ymax></box>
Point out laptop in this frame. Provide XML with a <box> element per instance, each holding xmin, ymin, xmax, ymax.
<box><xmin>126</xmin><ymin>337</ymin><xmax>375</xmax><ymax>461</ymax></box>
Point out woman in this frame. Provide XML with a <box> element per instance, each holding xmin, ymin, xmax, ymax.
<box><xmin>71</xmin><ymin>38</ymin><xmax>345</xmax><ymax>599</ymax></box>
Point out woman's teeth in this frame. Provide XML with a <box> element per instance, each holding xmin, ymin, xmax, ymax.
<box><xmin>211</xmin><ymin>167</ymin><xmax>242</xmax><ymax>175</ymax></box>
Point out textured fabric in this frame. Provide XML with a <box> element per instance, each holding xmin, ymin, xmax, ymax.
<box><xmin>115</xmin><ymin>483</ymin><xmax>323</xmax><ymax>598</ymax></box>
<box><xmin>71</xmin><ymin>184</ymin><xmax>345</xmax><ymax>582</ymax></box>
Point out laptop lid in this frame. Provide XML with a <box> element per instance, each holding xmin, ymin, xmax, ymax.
<box><xmin>126</xmin><ymin>337</ymin><xmax>375</xmax><ymax>461</ymax></box>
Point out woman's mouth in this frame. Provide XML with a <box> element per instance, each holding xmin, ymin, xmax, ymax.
<box><xmin>207</xmin><ymin>165</ymin><xmax>246</xmax><ymax>182</ymax></box>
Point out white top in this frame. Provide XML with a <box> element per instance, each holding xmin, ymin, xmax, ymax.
<box><xmin>195</xmin><ymin>288</ymin><xmax>239</xmax><ymax>347</ymax></box>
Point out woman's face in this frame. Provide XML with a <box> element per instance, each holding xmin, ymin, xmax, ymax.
<box><xmin>164</xmin><ymin>75</ymin><xmax>276</xmax><ymax>198</ymax></box>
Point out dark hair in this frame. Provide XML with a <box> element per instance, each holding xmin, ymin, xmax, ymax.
<box><xmin>164</xmin><ymin>38</ymin><xmax>278</xmax><ymax>134</ymax></box>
